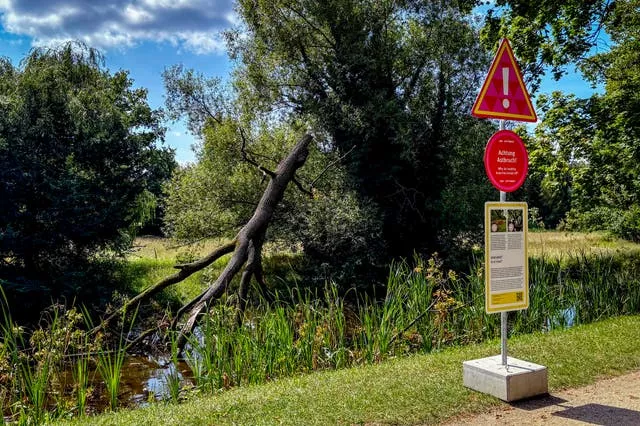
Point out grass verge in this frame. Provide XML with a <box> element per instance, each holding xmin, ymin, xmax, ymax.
<box><xmin>57</xmin><ymin>315</ymin><xmax>640</xmax><ymax>426</ymax></box>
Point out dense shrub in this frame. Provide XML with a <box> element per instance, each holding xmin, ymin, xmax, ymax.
<box><xmin>564</xmin><ymin>207</ymin><xmax>623</xmax><ymax>232</ymax></box>
<box><xmin>0</xmin><ymin>43</ymin><xmax>173</xmax><ymax>305</ymax></box>
<box><xmin>616</xmin><ymin>205</ymin><xmax>640</xmax><ymax>242</ymax></box>
<box><xmin>295</xmin><ymin>191</ymin><xmax>386</xmax><ymax>289</ymax></box>
<box><xmin>564</xmin><ymin>206</ymin><xmax>640</xmax><ymax>243</ymax></box>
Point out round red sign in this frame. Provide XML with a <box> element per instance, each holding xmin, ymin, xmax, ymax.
<box><xmin>484</xmin><ymin>130</ymin><xmax>528</xmax><ymax>192</ymax></box>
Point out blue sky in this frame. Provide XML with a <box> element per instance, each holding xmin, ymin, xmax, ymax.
<box><xmin>0</xmin><ymin>1</ymin><xmax>602</xmax><ymax>164</ymax></box>
<box><xmin>0</xmin><ymin>0</ymin><xmax>235</xmax><ymax>164</ymax></box>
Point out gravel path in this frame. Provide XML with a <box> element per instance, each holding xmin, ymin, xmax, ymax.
<box><xmin>444</xmin><ymin>370</ymin><xmax>640</xmax><ymax>425</ymax></box>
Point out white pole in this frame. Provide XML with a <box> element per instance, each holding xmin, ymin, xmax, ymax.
<box><xmin>499</xmin><ymin>120</ymin><xmax>508</xmax><ymax>367</ymax></box>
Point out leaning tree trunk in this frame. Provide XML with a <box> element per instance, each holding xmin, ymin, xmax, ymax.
<box><xmin>93</xmin><ymin>133</ymin><xmax>313</xmax><ymax>346</ymax></box>
<box><xmin>175</xmin><ymin>133</ymin><xmax>313</xmax><ymax>346</ymax></box>
<box><xmin>235</xmin><ymin>229</ymin><xmax>265</xmax><ymax>326</ymax></box>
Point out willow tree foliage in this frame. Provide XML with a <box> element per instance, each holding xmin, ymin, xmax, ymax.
<box><xmin>0</xmin><ymin>44</ymin><xmax>174</xmax><ymax>299</ymax></box>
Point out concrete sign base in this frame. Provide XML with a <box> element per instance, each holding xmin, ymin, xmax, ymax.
<box><xmin>463</xmin><ymin>355</ymin><xmax>548</xmax><ymax>402</ymax></box>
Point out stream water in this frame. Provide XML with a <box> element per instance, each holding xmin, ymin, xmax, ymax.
<box><xmin>57</xmin><ymin>355</ymin><xmax>194</xmax><ymax>413</ymax></box>
<box><xmin>117</xmin><ymin>355</ymin><xmax>192</xmax><ymax>405</ymax></box>
<box><xmin>545</xmin><ymin>306</ymin><xmax>576</xmax><ymax>330</ymax></box>
<box><xmin>2</xmin><ymin>355</ymin><xmax>193</xmax><ymax>422</ymax></box>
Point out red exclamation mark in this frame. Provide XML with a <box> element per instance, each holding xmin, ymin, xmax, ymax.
<box><xmin>502</xmin><ymin>67</ymin><xmax>510</xmax><ymax>109</ymax></box>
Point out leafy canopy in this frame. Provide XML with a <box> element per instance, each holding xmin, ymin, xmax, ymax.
<box><xmin>0</xmin><ymin>43</ymin><xmax>174</xmax><ymax>297</ymax></box>
<box><xmin>515</xmin><ymin>1</ymin><xmax>640</xmax><ymax>239</ymax></box>
<box><xmin>227</xmin><ymin>0</ymin><xmax>496</xmax><ymax>259</ymax></box>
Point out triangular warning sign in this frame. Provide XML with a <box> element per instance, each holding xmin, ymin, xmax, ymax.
<box><xmin>472</xmin><ymin>39</ymin><xmax>537</xmax><ymax>122</ymax></box>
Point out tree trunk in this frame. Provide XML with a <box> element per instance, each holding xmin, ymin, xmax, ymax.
<box><xmin>235</xmin><ymin>229</ymin><xmax>265</xmax><ymax>325</ymax></box>
<box><xmin>92</xmin><ymin>132</ymin><xmax>312</xmax><ymax>346</ymax></box>
<box><xmin>176</xmin><ymin>132</ymin><xmax>313</xmax><ymax>346</ymax></box>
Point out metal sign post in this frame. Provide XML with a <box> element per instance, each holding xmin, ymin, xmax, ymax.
<box><xmin>500</xmin><ymin>195</ymin><xmax>507</xmax><ymax>366</ymax></box>
<box><xmin>464</xmin><ymin>38</ymin><xmax>547</xmax><ymax>402</ymax></box>
<box><xmin>499</xmin><ymin>120</ymin><xmax>508</xmax><ymax>367</ymax></box>
<box><xmin>501</xmin><ymin>310</ymin><xmax>508</xmax><ymax>366</ymax></box>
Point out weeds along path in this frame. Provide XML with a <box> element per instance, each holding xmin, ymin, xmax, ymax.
<box><xmin>444</xmin><ymin>369</ymin><xmax>640</xmax><ymax>425</ymax></box>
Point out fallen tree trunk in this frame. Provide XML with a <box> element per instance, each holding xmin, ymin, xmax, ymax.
<box><xmin>175</xmin><ymin>132</ymin><xmax>313</xmax><ymax>346</ymax></box>
<box><xmin>235</xmin><ymin>229</ymin><xmax>265</xmax><ymax>325</ymax></box>
<box><xmin>93</xmin><ymin>133</ymin><xmax>313</xmax><ymax>346</ymax></box>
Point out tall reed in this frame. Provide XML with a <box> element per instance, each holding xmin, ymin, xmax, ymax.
<box><xmin>164</xmin><ymin>331</ymin><xmax>182</xmax><ymax>403</ymax></box>
<box><xmin>86</xmin><ymin>307</ymin><xmax>136</xmax><ymax>411</ymax></box>
<box><xmin>18</xmin><ymin>354</ymin><xmax>51</xmax><ymax>424</ymax></box>
<box><xmin>0</xmin><ymin>287</ymin><xmax>22</xmax><ymax>422</ymax></box>
<box><xmin>1</xmin><ymin>288</ymin><xmax>57</xmax><ymax>424</ymax></box>
<box><xmin>72</xmin><ymin>350</ymin><xmax>91</xmax><ymax>416</ymax></box>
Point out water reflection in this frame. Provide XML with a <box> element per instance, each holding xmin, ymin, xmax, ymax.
<box><xmin>545</xmin><ymin>306</ymin><xmax>577</xmax><ymax>330</ymax></box>
<box><xmin>121</xmin><ymin>356</ymin><xmax>193</xmax><ymax>406</ymax></box>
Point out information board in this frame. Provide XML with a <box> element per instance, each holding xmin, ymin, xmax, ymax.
<box><xmin>485</xmin><ymin>202</ymin><xmax>529</xmax><ymax>313</ymax></box>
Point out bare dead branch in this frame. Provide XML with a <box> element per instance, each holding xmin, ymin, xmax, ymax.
<box><xmin>91</xmin><ymin>240</ymin><xmax>236</xmax><ymax>335</ymax></box>
<box><xmin>310</xmin><ymin>145</ymin><xmax>356</xmax><ymax>189</ymax></box>
<box><xmin>173</xmin><ymin>241</ymin><xmax>237</xmax><ymax>270</ymax></box>
<box><xmin>238</xmin><ymin>126</ymin><xmax>277</xmax><ymax>178</ymax></box>
<box><xmin>292</xmin><ymin>176</ymin><xmax>314</xmax><ymax>198</ymax></box>
<box><xmin>124</xmin><ymin>328</ymin><xmax>157</xmax><ymax>352</ymax></box>
<box><xmin>93</xmin><ymin>133</ymin><xmax>313</xmax><ymax>351</ymax></box>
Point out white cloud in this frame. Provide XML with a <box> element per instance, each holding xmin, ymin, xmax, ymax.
<box><xmin>124</xmin><ymin>5</ymin><xmax>153</xmax><ymax>25</ymax></box>
<box><xmin>0</xmin><ymin>0</ymin><xmax>235</xmax><ymax>54</ymax></box>
<box><xmin>178</xmin><ymin>31</ymin><xmax>226</xmax><ymax>55</ymax></box>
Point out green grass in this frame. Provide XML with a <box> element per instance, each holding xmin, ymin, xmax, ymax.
<box><xmin>123</xmin><ymin>237</ymin><xmax>232</xmax><ymax>304</ymax></box>
<box><xmin>56</xmin><ymin>315</ymin><xmax>640</xmax><ymax>425</ymax></box>
<box><xmin>124</xmin><ymin>237</ymin><xmax>301</xmax><ymax>304</ymax></box>
<box><xmin>128</xmin><ymin>237</ymin><xmax>227</xmax><ymax>260</ymax></box>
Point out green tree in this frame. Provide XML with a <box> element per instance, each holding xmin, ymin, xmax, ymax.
<box><xmin>520</xmin><ymin>94</ymin><xmax>586</xmax><ymax>228</ymax></box>
<box><xmin>530</xmin><ymin>89</ymin><xmax>640</xmax><ymax>237</ymax></box>
<box><xmin>0</xmin><ymin>43</ymin><xmax>173</xmax><ymax>299</ymax></box>
<box><xmin>481</xmin><ymin>0</ymin><xmax>614</xmax><ymax>89</ymax></box>
<box><xmin>508</xmin><ymin>1</ymin><xmax>640</xmax><ymax>237</ymax></box>
<box><xmin>228</xmin><ymin>0</ymin><xmax>494</xmax><ymax>260</ymax></box>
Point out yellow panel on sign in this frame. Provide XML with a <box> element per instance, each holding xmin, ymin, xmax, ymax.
<box><xmin>485</xmin><ymin>202</ymin><xmax>529</xmax><ymax>313</ymax></box>
<box><xmin>490</xmin><ymin>292</ymin><xmax>524</xmax><ymax>305</ymax></box>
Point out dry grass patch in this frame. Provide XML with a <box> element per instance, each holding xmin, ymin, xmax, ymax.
<box><xmin>528</xmin><ymin>231</ymin><xmax>640</xmax><ymax>259</ymax></box>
